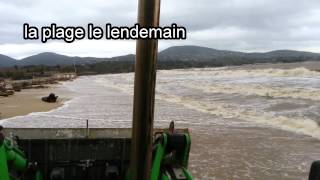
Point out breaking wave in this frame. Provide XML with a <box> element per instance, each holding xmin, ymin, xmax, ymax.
<box><xmin>155</xmin><ymin>93</ymin><xmax>320</xmax><ymax>139</ymax></box>
<box><xmin>95</xmin><ymin>67</ymin><xmax>320</xmax><ymax>139</ymax></box>
<box><xmin>161</xmin><ymin>67</ymin><xmax>320</xmax><ymax>78</ymax></box>
<box><xmin>183</xmin><ymin>83</ymin><xmax>320</xmax><ymax>101</ymax></box>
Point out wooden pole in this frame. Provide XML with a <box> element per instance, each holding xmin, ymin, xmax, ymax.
<box><xmin>130</xmin><ymin>0</ymin><xmax>161</xmax><ymax>179</ymax></box>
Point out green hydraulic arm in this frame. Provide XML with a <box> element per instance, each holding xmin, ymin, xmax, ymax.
<box><xmin>0</xmin><ymin>135</ymin><xmax>27</xmax><ymax>180</ymax></box>
<box><xmin>126</xmin><ymin>122</ymin><xmax>194</xmax><ymax>180</ymax></box>
<box><xmin>151</xmin><ymin>128</ymin><xmax>193</xmax><ymax>180</ymax></box>
<box><xmin>0</xmin><ymin>127</ymin><xmax>42</xmax><ymax>180</ymax></box>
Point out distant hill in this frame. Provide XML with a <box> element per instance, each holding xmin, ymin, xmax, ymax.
<box><xmin>1</xmin><ymin>45</ymin><xmax>320</xmax><ymax>68</ymax></box>
<box><xmin>0</xmin><ymin>54</ymin><xmax>19</xmax><ymax>67</ymax></box>
<box><xmin>158</xmin><ymin>45</ymin><xmax>245</xmax><ymax>61</ymax></box>
<box><xmin>159</xmin><ymin>46</ymin><xmax>320</xmax><ymax>63</ymax></box>
<box><xmin>19</xmin><ymin>52</ymin><xmax>108</xmax><ymax>66</ymax></box>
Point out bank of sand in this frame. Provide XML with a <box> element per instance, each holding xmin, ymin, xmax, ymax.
<box><xmin>0</xmin><ymin>84</ymin><xmax>70</xmax><ymax>120</ymax></box>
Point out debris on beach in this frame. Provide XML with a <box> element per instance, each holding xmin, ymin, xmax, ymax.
<box><xmin>0</xmin><ymin>79</ymin><xmax>14</xmax><ymax>97</ymax></box>
<box><xmin>0</xmin><ymin>73</ymin><xmax>75</xmax><ymax>100</ymax></box>
<box><xmin>42</xmin><ymin>93</ymin><xmax>58</xmax><ymax>103</ymax></box>
<box><xmin>0</xmin><ymin>91</ymin><xmax>9</xmax><ymax>97</ymax></box>
<box><xmin>0</xmin><ymin>90</ymin><xmax>14</xmax><ymax>97</ymax></box>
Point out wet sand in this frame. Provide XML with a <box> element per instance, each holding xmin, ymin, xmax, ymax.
<box><xmin>0</xmin><ymin>84</ymin><xmax>70</xmax><ymax>120</ymax></box>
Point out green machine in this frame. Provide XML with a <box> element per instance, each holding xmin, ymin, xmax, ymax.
<box><xmin>151</xmin><ymin>131</ymin><xmax>192</xmax><ymax>180</ymax></box>
<box><xmin>0</xmin><ymin>132</ymin><xmax>27</xmax><ymax>180</ymax></box>
<box><xmin>0</xmin><ymin>127</ymin><xmax>41</xmax><ymax>180</ymax></box>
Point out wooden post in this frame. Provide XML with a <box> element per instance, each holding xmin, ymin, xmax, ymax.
<box><xmin>130</xmin><ymin>0</ymin><xmax>161</xmax><ymax>179</ymax></box>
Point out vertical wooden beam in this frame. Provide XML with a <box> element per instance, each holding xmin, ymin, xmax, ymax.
<box><xmin>130</xmin><ymin>0</ymin><xmax>161</xmax><ymax>179</ymax></box>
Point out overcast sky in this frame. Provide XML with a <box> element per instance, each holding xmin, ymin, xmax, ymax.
<box><xmin>1</xmin><ymin>0</ymin><xmax>320</xmax><ymax>59</ymax></box>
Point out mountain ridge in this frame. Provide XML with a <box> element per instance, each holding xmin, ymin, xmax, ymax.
<box><xmin>1</xmin><ymin>45</ymin><xmax>320</xmax><ymax>67</ymax></box>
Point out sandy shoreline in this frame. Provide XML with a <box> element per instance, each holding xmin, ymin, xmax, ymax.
<box><xmin>0</xmin><ymin>83</ymin><xmax>70</xmax><ymax>120</ymax></box>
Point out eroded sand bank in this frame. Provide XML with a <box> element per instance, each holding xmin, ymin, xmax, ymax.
<box><xmin>0</xmin><ymin>84</ymin><xmax>70</xmax><ymax>120</ymax></box>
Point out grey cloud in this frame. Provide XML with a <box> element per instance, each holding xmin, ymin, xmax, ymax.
<box><xmin>1</xmin><ymin>0</ymin><xmax>320</xmax><ymax>58</ymax></box>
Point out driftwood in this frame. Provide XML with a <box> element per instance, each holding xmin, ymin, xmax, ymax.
<box><xmin>0</xmin><ymin>90</ymin><xmax>14</xmax><ymax>97</ymax></box>
<box><xmin>6</xmin><ymin>90</ymin><xmax>14</xmax><ymax>96</ymax></box>
<box><xmin>0</xmin><ymin>91</ymin><xmax>9</xmax><ymax>97</ymax></box>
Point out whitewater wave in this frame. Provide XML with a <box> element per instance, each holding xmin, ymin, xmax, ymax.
<box><xmin>161</xmin><ymin>67</ymin><xmax>320</xmax><ymax>78</ymax></box>
<box><xmin>95</xmin><ymin>77</ymin><xmax>320</xmax><ymax>139</ymax></box>
<box><xmin>155</xmin><ymin>93</ymin><xmax>320</xmax><ymax>139</ymax></box>
<box><xmin>95</xmin><ymin>77</ymin><xmax>134</xmax><ymax>95</ymax></box>
<box><xmin>183</xmin><ymin>83</ymin><xmax>320</xmax><ymax>101</ymax></box>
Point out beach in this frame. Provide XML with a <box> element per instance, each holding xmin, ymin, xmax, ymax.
<box><xmin>0</xmin><ymin>84</ymin><xmax>70</xmax><ymax>120</ymax></box>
